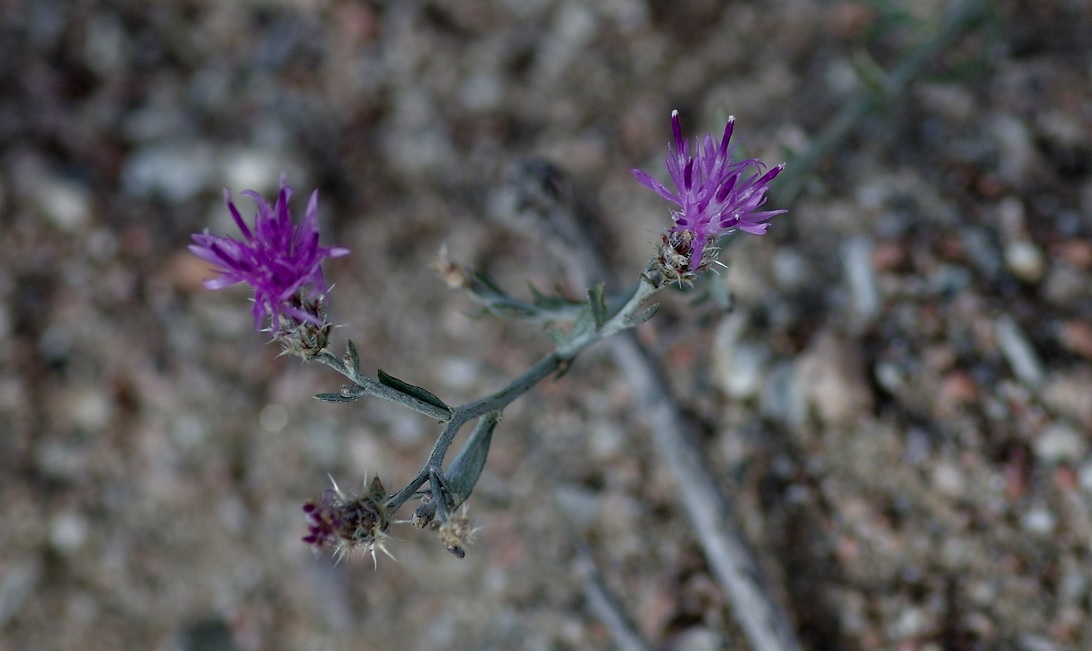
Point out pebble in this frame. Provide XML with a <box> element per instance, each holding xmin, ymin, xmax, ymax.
<box><xmin>1020</xmin><ymin>508</ymin><xmax>1056</xmax><ymax>535</ymax></box>
<box><xmin>1079</xmin><ymin>462</ymin><xmax>1092</xmax><ymax>493</ymax></box>
<box><xmin>0</xmin><ymin>559</ymin><xmax>42</xmax><ymax>628</ymax></box>
<box><xmin>552</xmin><ymin>485</ymin><xmax>601</xmax><ymax>529</ymax></box>
<box><xmin>994</xmin><ymin>315</ymin><xmax>1045</xmax><ymax>389</ymax></box>
<box><xmin>961</xmin><ymin>226</ymin><xmax>1003</xmax><ymax>279</ymax></box>
<box><xmin>712</xmin><ymin>314</ymin><xmax>770</xmax><ymax>400</ymax></box>
<box><xmin>771</xmin><ymin>247</ymin><xmax>810</xmax><ymax>291</ymax></box>
<box><xmin>1041</xmin><ymin>372</ymin><xmax>1092</xmax><ymax>428</ymax></box>
<box><xmin>219</xmin><ymin>148</ymin><xmax>296</xmax><ymax>194</ymax></box>
<box><xmin>990</xmin><ymin>115</ymin><xmax>1038</xmax><ymax>186</ymax></box>
<box><xmin>1055</xmin><ymin>240</ymin><xmax>1092</xmax><ymax>268</ymax></box>
<box><xmin>889</xmin><ymin>605</ymin><xmax>927</xmax><ymax>639</ymax></box>
<box><xmin>1057</xmin><ymin>321</ymin><xmax>1092</xmax><ymax>360</ymax></box>
<box><xmin>1042</xmin><ymin>263</ymin><xmax>1087</xmax><ymax>306</ymax></box>
<box><xmin>797</xmin><ymin>330</ymin><xmax>874</xmax><ymax>426</ymax></box>
<box><xmin>122</xmin><ymin>144</ymin><xmax>216</xmax><ymax>202</ymax></box>
<box><xmin>666</xmin><ymin>627</ymin><xmax>722</xmax><ymax>651</ymax></box>
<box><xmin>63</xmin><ymin>387</ymin><xmax>114</xmax><ymax>432</ymax></box>
<box><xmin>1004</xmin><ymin>239</ymin><xmax>1046</xmax><ymax>282</ymax></box>
<box><xmin>932</xmin><ymin>460</ymin><xmax>965</xmax><ymax>497</ymax></box>
<box><xmin>760</xmin><ymin>361</ymin><xmax>807</xmax><ymax>427</ymax></box>
<box><xmin>49</xmin><ymin>512</ymin><xmax>89</xmax><ymax>554</ymax></box>
<box><xmin>1033</xmin><ymin>423</ymin><xmax>1087</xmax><ymax>464</ymax></box>
<box><xmin>1018</xmin><ymin>633</ymin><xmax>1059</xmax><ymax>651</ymax></box>
<box><xmin>32</xmin><ymin>176</ymin><xmax>92</xmax><ymax>232</ymax></box>
<box><xmin>842</xmin><ymin>236</ymin><xmax>880</xmax><ymax>322</ymax></box>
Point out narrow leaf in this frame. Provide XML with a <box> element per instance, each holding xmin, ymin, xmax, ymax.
<box><xmin>471</xmin><ymin>272</ymin><xmax>505</xmax><ymax>295</ymax></box>
<box><xmin>343</xmin><ymin>340</ymin><xmax>361</xmax><ymax>375</ymax></box>
<box><xmin>444</xmin><ymin>414</ymin><xmax>499</xmax><ymax>507</ymax></box>
<box><xmin>315</xmin><ymin>391</ymin><xmax>360</xmax><ymax>404</ymax></box>
<box><xmin>546</xmin><ymin>324</ymin><xmax>567</xmax><ymax>347</ymax></box>
<box><xmin>377</xmin><ymin>369</ymin><xmax>451</xmax><ymax>412</ymax></box>
<box><xmin>626</xmin><ymin>303</ymin><xmax>660</xmax><ymax>327</ymax></box>
<box><xmin>530</xmin><ymin>283</ymin><xmax>581</xmax><ymax>310</ymax></box>
<box><xmin>587</xmin><ymin>284</ymin><xmax>607</xmax><ymax>329</ymax></box>
<box><xmin>571</xmin><ymin>304</ymin><xmax>595</xmax><ymax>339</ymax></box>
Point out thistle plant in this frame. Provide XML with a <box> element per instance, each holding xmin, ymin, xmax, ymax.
<box><xmin>632</xmin><ymin>110</ymin><xmax>785</xmax><ymax>284</ymax></box>
<box><xmin>190</xmin><ymin>112</ymin><xmax>784</xmax><ymax>563</ymax></box>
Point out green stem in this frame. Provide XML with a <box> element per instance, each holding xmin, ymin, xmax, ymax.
<box><xmin>380</xmin><ymin>275</ymin><xmax>662</xmax><ymax>512</ymax></box>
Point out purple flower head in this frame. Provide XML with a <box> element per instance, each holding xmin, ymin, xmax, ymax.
<box><xmin>303</xmin><ymin>476</ymin><xmax>393</xmax><ymax>565</ymax></box>
<box><xmin>632</xmin><ymin>110</ymin><xmax>786</xmax><ymax>276</ymax></box>
<box><xmin>189</xmin><ymin>174</ymin><xmax>349</xmax><ymax>332</ymax></box>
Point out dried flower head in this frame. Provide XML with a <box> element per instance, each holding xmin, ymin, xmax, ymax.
<box><xmin>433</xmin><ymin>243</ymin><xmax>471</xmax><ymax>290</ymax></box>
<box><xmin>302</xmin><ymin>476</ymin><xmax>394</xmax><ymax>566</ymax></box>
<box><xmin>632</xmin><ymin>110</ymin><xmax>785</xmax><ymax>282</ymax></box>
<box><xmin>436</xmin><ymin>506</ymin><xmax>481</xmax><ymax>559</ymax></box>
<box><xmin>189</xmin><ymin>174</ymin><xmax>349</xmax><ymax>337</ymax></box>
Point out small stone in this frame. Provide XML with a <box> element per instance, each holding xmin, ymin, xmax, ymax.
<box><xmin>937</xmin><ymin>371</ymin><xmax>979</xmax><ymax>414</ymax></box>
<box><xmin>1055</xmin><ymin>240</ymin><xmax>1092</xmax><ymax>269</ymax></box>
<box><xmin>1033</xmin><ymin>423</ymin><xmax>1087</xmax><ymax>464</ymax></box>
<box><xmin>843</xmin><ymin>236</ymin><xmax>881</xmax><ymax>322</ymax></box>
<box><xmin>713</xmin><ymin>314</ymin><xmax>771</xmax><ymax>400</ymax></box>
<box><xmin>0</xmin><ymin>559</ymin><xmax>42</xmax><ymax>628</ymax></box>
<box><xmin>49</xmin><ymin>512</ymin><xmax>89</xmax><ymax>554</ymax></box>
<box><xmin>33</xmin><ymin>177</ymin><xmax>92</xmax><ymax>232</ymax></box>
<box><xmin>932</xmin><ymin>460</ymin><xmax>965</xmax><ymax>497</ymax></box>
<box><xmin>1041</xmin><ymin>372</ymin><xmax>1092</xmax><ymax>428</ymax></box>
<box><xmin>219</xmin><ymin>148</ymin><xmax>296</xmax><ymax>194</ymax></box>
<box><xmin>1017</xmin><ymin>633</ymin><xmax>1058</xmax><ymax>651</ymax></box>
<box><xmin>870</xmin><ymin>240</ymin><xmax>905</xmax><ymax>271</ymax></box>
<box><xmin>1005</xmin><ymin>239</ymin><xmax>1046</xmax><ymax>282</ymax></box>
<box><xmin>1020</xmin><ymin>508</ymin><xmax>1056</xmax><ymax>535</ymax></box>
<box><xmin>890</xmin><ymin>606</ymin><xmax>927</xmax><ymax>638</ymax></box>
<box><xmin>990</xmin><ymin>116</ymin><xmax>1038</xmax><ymax>186</ymax></box>
<box><xmin>1058</xmin><ymin>320</ymin><xmax>1092</xmax><ymax>361</ymax></box>
<box><xmin>1042</xmin><ymin>263</ymin><xmax>1086</xmax><ymax>306</ymax></box>
<box><xmin>771</xmin><ymin>247</ymin><xmax>810</xmax><ymax>290</ymax></box>
<box><xmin>798</xmin><ymin>330</ymin><xmax>874</xmax><ymax>426</ymax></box>
<box><xmin>122</xmin><ymin>144</ymin><xmax>215</xmax><ymax>202</ymax></box>
<box><xmin>995</xmin><ymin>315</ymin><xmax>1045</xmax><ymax>388</ymax></box>
<box><xmin>760</xmin><ymin>361</ymin><xmax>807</xmax><ymax>427</ymax></box>
<box><xmin>666</xmin><ymin>627</ymin><xmax>722</xmax><ymax>651</ymax></box>
<box><xmin>1078</xmin><ymin>461</ymin><xmax>1092</xmax><ymax>493</ymax></box>
<box><xmin>553</xmin><ymin>484</ymin><xmax>600</xmax><ymax>529</ymax></box>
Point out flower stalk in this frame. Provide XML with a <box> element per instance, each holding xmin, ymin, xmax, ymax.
<box><xmin>191</xmin><ymin>110</ymin><xmax>784</xmax><ymax>563</ymax></box>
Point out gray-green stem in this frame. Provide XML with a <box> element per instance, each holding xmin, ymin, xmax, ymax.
<box><xmin>380</xmin><ymin>275</ymin><xmax>661</xmax><ymax>513</ymax></box>
<box><xmin>312</xmin><ymin>352</ymin><xmax>455</xmax><ymax>422</ymax></box>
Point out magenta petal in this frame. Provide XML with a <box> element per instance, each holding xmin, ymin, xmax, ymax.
<box><xmin>633</xmin><ymin>112</ymin><xmax>786</xmax><ymax>272</ymax></box>
<box><xmin>189</xmin><ymin>175</ymin><xmax>349</xmax><ymax>331</ymax></box>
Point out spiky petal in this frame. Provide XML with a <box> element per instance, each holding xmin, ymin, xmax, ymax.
<box><xmin>302</xmin><ymin>476</ymin><xmax>394</xmax><ymax>566</ymax></box>
<box><xmin>632</xmin><ymin>111</ymin><xmax>786</xmax><ymax>277</ymax></box>
<box><xmin>189</xmin><ymin>174</ymin><xmax>349</xmax><ymax>332</ymax></box>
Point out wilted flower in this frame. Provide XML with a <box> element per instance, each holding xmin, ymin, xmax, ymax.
<box><xmin>189</xmin><ymin>174</ymin><xmax>349</xmax><ymax>336</ymax></box>
<box><xmin>632</xmin><ymin>110</ymin><xmax>785</xmax><ymax>282</ymax></box>
<box><xmin>436</xmin><ymin>506</ymin><xmax>480</xmax><ymax>559</ymax></box>
<box><xmin>302</xmin><ymin>476</ymin><xmax>393</xmax><ymax>566</ymax></box>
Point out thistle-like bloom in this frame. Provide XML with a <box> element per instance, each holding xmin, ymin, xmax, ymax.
<box><xmin>632</xmin><ymin>110</ymin><xmax>785</xmax><ymax>281</ymax></box>
<box><xmin>189</xmin><ymin>175</ymin><xmax>349</xmax><ymax>334</ymax></box>
<box><xmin>302</xmin><ymin>476</ymin><xmax>394</xmax><ymax>566</ymax></box>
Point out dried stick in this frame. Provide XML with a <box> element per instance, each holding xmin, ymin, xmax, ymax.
<box><xmin>502</xmin><ymin>162</ymin><xmax>804</xmax><ymax>651</ymax></box>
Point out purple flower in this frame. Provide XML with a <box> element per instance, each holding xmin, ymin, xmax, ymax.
<box><xmin>190</xmin><ymin>175</ymin><xmax>349</xmax><ymax>332</ymax></box>
<box><xmin>303</xmin><ymin>476</ymin><xmax>393</xmax><ymax>565</ymax></box>
<box><xmin>632</xmin><ymin>110</ymin><xmax>785</xmax><ymax>276</ymax></box>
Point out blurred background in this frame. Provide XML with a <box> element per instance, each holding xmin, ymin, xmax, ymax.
<box><xmin>1</xmin><ymin>0</ymin><xmax>1091</xmax><ymax>649</ymax></box>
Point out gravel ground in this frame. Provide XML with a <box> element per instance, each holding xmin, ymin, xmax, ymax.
<box><xmin>2</xmin><ymin>1</ymin><xmax>1091</xmax><ymax>650</ymax></box>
